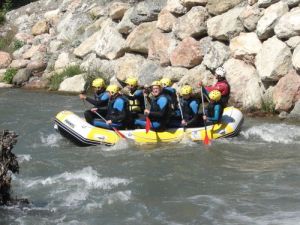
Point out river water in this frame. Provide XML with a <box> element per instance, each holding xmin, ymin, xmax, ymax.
<box><xmin>0</xmin><ymin>88</ymin><xmax>300</xmax><ymax>225</ymax></box>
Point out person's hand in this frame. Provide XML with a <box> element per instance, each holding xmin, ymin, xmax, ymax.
<box><xmin>181</xmin><ymin>120</ymin><xmax>187</xmax><ymax>126</ymax></box>
<box><xmin>106</xmin><ymin>120</ymin><xmax>112</xmax><ymax>125</ymax></box>
<box><xmin>203</xmin><ymin>115</ymin><xmax>207</xmax><ymax>121</ymax></box>
<box><xmin>144</xmin><ymin>109</ymin><xmax>150</xmax><ymax>115</ymax></box>
<box><xmin>91</xmin><ymin>108</ymin><xmax>98</xmax><ymax>112</ymax></box>
<box><xmin>79</xmin><ymin>94</ymin><xmax>86</xmax><ymax>100</ymax></box>
<box><xmin>198</xmin><ymin>81</ymin><xmax>203</xmax><ymax>87</ymax></box>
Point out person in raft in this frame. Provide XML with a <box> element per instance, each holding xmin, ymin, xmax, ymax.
<box><xmin>198</xmin><ymin>66</ymin><xmax>230</xmax><ymax>107</ymax></box>
<box><xmin>203</xmin><ymin>90</ymin><xmax>224</xmax><ymax>124</ymax></box>
<box><xmin>79</xmin><ymin>78</ymin><xmax>109</xmax><ymax>125</ymax></box>
<box><xmin>134</xmin><ymin>81</ymin><xmax>171</xmax><ymax>130</ymax></box>
<box><xmin>160</xmin><ymin>78</ymin><xmax>177</xmax><ymax>110</ymax></box>
<box><xmin>92</xmin><ymin>85</ymin><xmax>130</xmax><ymax>129</ymax></box>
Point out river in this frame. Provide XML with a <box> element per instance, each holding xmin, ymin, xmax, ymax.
<box><xmin>0</xmin><ymin>88</ymin><xmax>300</xmax><ymax>225</ymax></box>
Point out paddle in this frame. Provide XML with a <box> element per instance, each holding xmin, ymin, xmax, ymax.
<box><xmin>143</xmin><ymin>93</ymin><xmax>151</xmax><ymax>133</ymax></box>
<box><xmin>176</xmin><ymin>93</ymin><xmax>186</xmax><ymax>130</ymax></box>
<box><xmin>200</xmin><ymin>87</ymin><xmax>210</xmax><ymax>145</ymax></box>
<box><xmin>92</xmin><ymin>111</ymin><xmax>126</xmax><ymax>139</ymax></box>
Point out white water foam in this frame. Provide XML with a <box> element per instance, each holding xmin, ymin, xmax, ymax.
<box><xmin>40</xmin><ymin>133</ymin><xmax>62</xmax><ymax>147</ymax></box>
<box><xmin>17</xmin><ymin>154</ymin><xmax>32</xmax><ymax>163</ymax></box>
<box><xmin>241</xmin><ymin>123</ymin><xmax>300</xmax><ymax>144</ymax></box>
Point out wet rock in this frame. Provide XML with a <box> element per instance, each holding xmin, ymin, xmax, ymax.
<box><xmin>170</xmin><ymin>37</ymin><xmax>203</xmax><ymax>68</ymax></box>
<box><xmin>173</xmin><ymin>6</ymin><xmax>209</xmax><ymax>40</ymax></box>
<box><xmin>255</xmin><ymin>36</ymin><xmax>292</xmax><ymax>82</ymax></box>
<box><xmin>0</xmin><ymin>83</ymin><xmax>13</xmax><ymax>88</ymax></box>
<box><xmin>273</xmin><ymin>70</ymin><xmax>300</xmax><ymax>111</ymax></box>
<box><xmin>0</xmin><ymin>52</ymin><xmax>12</xmax><ymax>69</ymax></box>
<box><xmin>24</xmin><ymin>77</ymin><xmax>48</xmax><ymax>89</ymax></box>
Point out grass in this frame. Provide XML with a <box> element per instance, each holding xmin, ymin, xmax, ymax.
<box><xmin>3</xmin><ymin>68</ymin><xmax>17</xmax><ymax>84</ymax></box>
<box><xmin>262</xmin><ymin>100</ymin><xmax>275</xmax><ymax>113</ymax></box>
<box><xmin>49</xmin><ymin>65</ymin><xmax>83</xmax><ymax>90</ymax></box>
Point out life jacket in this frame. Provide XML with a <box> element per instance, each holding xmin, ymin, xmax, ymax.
<box><xmin>219</xmin><ymin>80</ymin><xmax>230</xmax><ymax>107</ymax></box>
<box><xmin>207</xmin><ymin>102</ymin><xmax>223</xmax><ymax>123</ymax></box>
<box><xmin>107</xmin><ymin>96</ymin><xmax>129</xmax><ymax>124</ymax></box>
<box><xmin>149</xmin><ymin>94</ymin><xmax>171</xmax><ymax>126</ymax></box>
<box><xmin>94</xmin><ymin>91</ymin><xmax>109</xmax><ymax>106</ymax></box>
<box><xmin>162</xmin><ymin>87</ymin><xmax>178</xmax><ymax>110</ymax></box>
<box><xmin>181</xmin><ymin>98</ymin><xmax>199</xmax><ymax>121</ymax></box>
<box><xmin>128</xmin><ymin>90</ymin><xmax>143</xmax><ymax>113</ymax></box>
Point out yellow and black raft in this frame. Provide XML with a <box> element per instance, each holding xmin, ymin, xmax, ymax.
<box><xmin>54</xmin><ymin>107</ymin><xmax>244</xmax><ymax>146</ymax></box>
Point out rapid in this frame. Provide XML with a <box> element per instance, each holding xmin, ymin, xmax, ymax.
<box><xmin>0</xmin><ymin>88</ymin><xmax>300</xmax><ymax>225</ymax></box>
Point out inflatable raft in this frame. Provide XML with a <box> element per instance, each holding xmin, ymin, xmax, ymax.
<box><xmin>54</xmin><ymin>107</ymin><xmax>244</xmax><ymax>146</ymax></box>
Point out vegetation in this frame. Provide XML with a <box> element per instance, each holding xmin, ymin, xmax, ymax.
<box><xmin>12</xmin><ymin>39</ymin><xmax>24</xmax><ymax>50</ymax></box>
<box><xmin>3</xmin><ymin>68</ymin><xmax>17</xmax><ymax>84</ymax></box>
<box><xmin>262</xmin><ymin>100</ymin><xmax>276</xmax><ymax>113</ymax></box>
<box><xmin>49</xmin><ymin>65</ymin><xmax>83</xmax><ymax>90</ymax></box>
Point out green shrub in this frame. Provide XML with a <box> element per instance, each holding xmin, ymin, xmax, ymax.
<box><xmin>49</xmin><ymin>65</ymin><xmax>83</xmax><ymax>90</ymax></box>
<box><xmin>0</xmin><ymin>11</ymin><xmax>5</xmax><ymax>24</ymax></box>
<box><xmin>3</xmin><ymin>68</ymin><xmax>17</xmax><ymax>84</ymax></box>
<box><xmin>262</xmin><ymin>100</ymin><xmax>275</xmax><ymax>113</ymax></box>
<box><xmin>13</xmin><ymin>40</ymin><xmax>24</xmax><ymax>50</ymax></box>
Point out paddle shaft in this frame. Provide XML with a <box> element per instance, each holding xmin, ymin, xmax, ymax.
<box><xmin>176</xmin><ymin>93</ymin><xmax>184</xmax><ymax>121</ymax></box>
<box><xmin>200</xmin><ymin>87</ymin><xmax>210</xmax><ymax>144</ymax></box>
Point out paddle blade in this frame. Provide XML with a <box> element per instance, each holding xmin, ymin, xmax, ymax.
<box><xmin>203</xmin><ymin>132</ymin><xmax>210</xmax><ymax>145</ymax></box>
<box><xmin>145</xmin><ymin>117</ymin><xmax>151</xmax><ymax>133</ymax></box>
<box><xmin>113</xmin><ymin>127</ymin><xmax>126</xmax><ymax>139</ymax></box>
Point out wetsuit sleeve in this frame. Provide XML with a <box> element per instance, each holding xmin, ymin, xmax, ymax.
<box><xmin>207</xmin><ymin>104</ymin><xmax>221</xmax><ymax>122</ymax></box>
<box><xmin>149</xmin><ymin>96</ymin><xmax>168</xmax><ymax>119</ymax></box>
<box><xmin>85</xmin><ymin>92</ymin><xmax>109</xmax><ymax>107</ymax></box>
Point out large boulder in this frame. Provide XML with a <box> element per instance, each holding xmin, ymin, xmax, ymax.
<box><xmin>58</xmin><ymin>74</ymin><xmax>85</xmax><ymax>93</ymax></box>
<box><xmin>156</xmin><ymin>9</ymin><xmax>176</xmax><ymax>32</ymax></box>
<box><xmin>148</xmin><ymin>30</ymin><xmax>178</xmax><ymax>66</ymax></box>
<box><xmin>292</xmin><ymin>44</ymin><xmax>300</xmax><ymax>72</ymax></box>
<box><xmin>54</xmin><ymin>52</ymin><xmax>71</xmax><ymax>70</ymax></box>
<box><xmin>24</xmin><ymin>77</ymin><xmax>48</xmax><ymax>89</ymax></box>
<box><xmin>207</xmin><ymin>7</ymin><xmax>245</xmax><ymax>41</ymax></box>
<box><xmin>257</xmin><ymin>0</ymin><xmax>280</xmax><ymax>8</ymax></box>
<box><xmin>136</xmin><ymin>60</ymin><xmax>163</xmax><ymax>85</ymax></box>
<box><xmin>170</xmin><ymin>37</ymin><xmax>203</xmax><ymax>68</ymax></box>
<box><xmin>286</xmin><ymin>36</ymin><xmax>300</xmax><ymax>49</ymax></box>
<box><xmin>239</xmin><ymin>5</ymin><xmax>263</xmax><ymax>32</ymax></box>
<box><xmin>288</xmin><ymin>100</ymin><xmax>300</xmax><ymax>120</ymax></box>
<box><xmin>255</xmin><ymin>36</ymin><xmax>292</xmax><ymax>82</ymax></box>
<box><xmin>256</xmin><ymin>1</ymin><xmax>288</xmax><ymax>40</ymax></box>
<box><xmin>22</xmin><ymin>44</ymin><xmax>46</xmax><ymax>60</ymax></box>
<box><xmin>31</xmin><ymin>20</ymin><xmax>49</xmax><ymax>36</ymax></box>
<box><xmin>0</xmin><ymin>52</ymin><xmax>12</xmax><ymax>69</ymax></box>
<box><xmin>125</xmin><ymin>21</ymin><xmax>157</xmax><ymax>55</ymax></box>
<box><xmin>274</xmin><ymin>8</ymin><xmax>300</xmax><ymax>39</ymax></box>
<box><xmin>74</xmin><ymin>30</ymin><xmax>102</xmax><ymax>58</ymax></box>
<box><xmin>202</xmin><ymin>41</ymin><xmax>230</xmax><ymax>70</ymax></box>
<box><xmin>14</xmin><ymin>33</ymin><xmax>34</xmax><ymax>45</ymax></box>
<box><xmin>9</xmin><ymin>59</ymin><xmax>30</xmax><ymax>69</ymax></box>
<box><xmin>117</xmin><ymin>7</ymin><xmax>136</xmax><ymax>35</ymax></box>
<box><xmin>109</xmin><ymin>2</ymin><xmax>130</xmax><ymax>20</ymax></box>
<box><xmin>206</xmin><ymin>0</ymin><xmax>243</xmax><ymax>15</ymax></box>
<box><xmin>26</xmin><ymin>60</ymin><xmax>47</xmax><ymax>76</ymax></box>
<box><xmin>229</xmin><ymin>32</ymin><xmax>262</xmax><ymax>63</ymax></box>
<box><xmin>173</xmin><ymin>6</ymin><xmax>209</xmax><ymax>40</ymax></box>
<box><xmin>12</xmin><ymin>68</ymin><xmax>31</xmax><ymax>86</ymax></box>
<box><xmin>224</xmin><ymin>58</ymin><xmax>264</xmax><ymax>109</ymax></box>
<box><xmin>165</xmin><ymin>0</ymin><xmax>188</xmax><ymax>15</ymax></box>
<box><xmin>273</xmin><ymin>70</ymin><xmax>300</xmax><ymax>111</ymax></box>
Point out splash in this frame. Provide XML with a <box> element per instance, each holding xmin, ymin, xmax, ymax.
<box><xmin>241</xmin><ymin>123</ymin><xmax>300</xmax><ymax>144</ymax></box>
<box><xmin>17</xmin><ymin>154</ymin><xmax>32</xmax><ymax>163</ymax></box>
<box><xmin>39</xmin><ymin>133</ymin><xmax>62</xmax><ymax>148</ymax></box>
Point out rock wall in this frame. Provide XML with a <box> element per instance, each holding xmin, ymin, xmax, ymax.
<box><xmin>0</xmin><ymin>0</ymin><xmax>299</xmax><ymax>114</ymax></box>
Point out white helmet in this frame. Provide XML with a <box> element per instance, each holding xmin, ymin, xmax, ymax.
<box><xmin>215</xmin><ymin>67</ymin><xmax>226</xmax><ymax>77</ymax></box>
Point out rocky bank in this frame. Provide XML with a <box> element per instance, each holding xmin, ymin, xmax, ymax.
<box><xmin>0</xmin><ymin>0</ymin><xmax>299</xmax><ymax>118</ymax></box>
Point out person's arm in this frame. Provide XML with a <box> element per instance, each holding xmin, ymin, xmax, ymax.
<box><xmin>149</xmin><ymin>97</ymin><xmax>168</xmax><ymax>119</ymax></box>
<box><xmin>207</xmin><ymin>104</ymin><xmax>221</xmax><ymax>122</ymax></box>
<box><xmin>86</xmin><ymin>92</ymin><xmax>109</xmax><ymax>107</ymax></box>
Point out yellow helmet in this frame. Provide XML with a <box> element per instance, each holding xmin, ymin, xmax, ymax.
<box><xmin>180</xmin><ymin>85</ymin><xmax>192</xmax><ymax>96</ymax></box>
<box><xmin>151</xmin><ymin>80</ymin><xmax>162</xmax><ymax>87</ymax></box>
<box><xmin>160</xmin><ymin>78</ymin><xmax>172</xmax><ymax>87</ymax></box>
<box><xmin>209</xmin><ymin>90</ymin><xmax>221</xmax><ymax>101</ymax></box>
<box><xmin>106</xmin><ymin>85</ymin><xmax>119</xmax><ymax>95</ymax></box>
<box><xmin>125</xmin><ymin>77</ymin><xmax>138</xmax><ymax>87</ymax></box>
<box><xmin>92</xmin><ymin>78</ymin><xmax>105</xmax><ymax>88</ymax></box>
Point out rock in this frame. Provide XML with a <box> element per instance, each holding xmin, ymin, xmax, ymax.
<box><xmin>54</xmin><ymin>52</ymin><xmax>70</xmax><ymax>70</ymax></box>
<box><xmin>14</xmin><ymin>33</ymin><xmax>34</xmax><ymax>45</ymax></box>
<box><xmin>156</xmin><ymin>9</ymin><xmax>176</xmax><ymax>32</ymax></box>
<box><xmin>248</xmin><ymin>0</ymin><xmax>258</xmax><ymax>6</ymax></box>
<box><xmin>0</xmin><ymin>69</ymin><xmax>6</xmax><ymax>81</ymax></box>
<box><xmin>0</xmin><ymin>52</ymin><xmax>12</xmax><ymax>69</ymax></box>
<box><xmin>239</xmin><ymin>4</ymin><xmax>263</xmax><ymax>32</ymax></box>
<box><xmin>165</xmin><ymin>0</ymin><xmax>188</xmax><ymax>15</ymax></box>
<box><xmin>0</xmin><ymin>82</ymin><xmax>13</xmax><ymax>88</ymax></box>
<box><xmin>74</xmin><ymin>30</ymin><xmax>102</xmax><ymax>58</ymax></box>
<box><xmin>84</xmin><ymin>17</ymin><xmax>106</xmax><ymax>38</ymax></box>
<box><xmin>170</xmin><ymin>37</ymin><xmax>203</xmax><ymax>68</ymax></box>
<box><xmin>148</xmin><ymin>30</ymin><xmax>178</xmax><ymax>66</ymax></box>
<box><xmin>44</xmin><ymin>9</ymin><xmax>61</xmax><ymax>26</ymax></box>
<box><xmin>229</xmin><ymin>32</ymin><xmax>262</xmax><ymax>63</ymax></box>
<box><xmin>109</xmin><ymin>2</ymin><xmax>130</xmax><ymax>20</ymax></box>
<box><xmin>12</xmin><ymin>45</ymin><xmax>31</xmax><ymax>60</ymax></box>
<box><xmin>89</xmin><ymin>6</ymin><xmax>107</xmax><ymax>19</ymax></box>
<box><xmin>26</xmin><ymin>60</ymin><xmax>47</xmax><ymax>75</ymax></box>
<box><xmin>257</xmin><ymin>0</ymin><xmax>279</xmax><ymax>8</ymax></box>
<box><xmin>23</xmin><ymin>77</ymin><xmax>48</xmax><ymax>89</ymax></box>
<box><xmin>95</xmin><ymin>19</ymin><xmax>126</xmax><ymax>60</ymax></box>
<box><xmin>31</xmin><ymin>20</ymin><xmax>49</xmax><ymax>36</ymax></box>
<box><xmin>160</xmin><ymin>66</ymin><xmax>188</xmax><ymax>81</ymax></box>
<box><xmin>256</xmin><ymin>1</ymin><xmax>289</xmax><ymax>40</ymax></box>
<box><xmin>288</xmin><ymin>100</ymin><xmax>300</xmax><ymax>120</ymax></box>
<box><xmin>48</xmin><ymin>40</ymin><xmax>63</xmax><ymax>54</ymax></box>
<box><xmin>173</xmin><ymin>6</ymin><xmax>209</xmax><ymax>40</ymax></box>
<box><xmin>58</xmin><ymin>74</ymin><xmax>85</xmax><ymax>93</ymax></box>
<box><xmin>285</xmin><ymin>0</ymin><xmax>300</xmax><ymax>8</ymax></box>
<box><xmin>207</xmin><ymin>7</ymin><xmax>245</xmax><ymax>41</ymax></box>
<box><xmin>125</xmin><ymin>21</ymin><xmax>157</xmax><ymax>55</ymax></box>
<box><xmin>273</xmin><ymin>70</ymin><xmax>300</xmax><ymax>111</ymax></box>
<box><xmin>206</xmin><ymin>0</ymin><xmax>243</xmax><ymax>15</ymax></box>
<box><xmin>224</xmin><ymin>58</ymin><xmax>264</xmax><ymax>109</ymax></box>
<box><xmin>278</xmin><ymin>111</ymin><xmax>288</xmax><ymax>119</ymax></box>
<box><xmin>274</xmin><ymin>8</ymin><xmax>300</xmax><ymax>39</ymax></box>
<box><xmin>130</xmin><ymin>0</ymin><xmax>164</xmax><ymax>25</ymax></box>
<box><xmin>9</xmin><ymin>59</ymin><xmax>30</xmax><ymax>69</ymax></box>
<box><xmin>117</xmin><ymin>7</ymin><xmax>136</xmax><ymax>35</ymax></box>
<box><xmin>292</xmin><ymin>44</ymin><xmax>300</xmax><ymax>72</ymax></box>
<box><xmin>255</xmin><ymin>36</ymin><xmax>292</xmax><ymax>81</ymax></box>
<box><xmin>202</xmin><ymin>41</ymin><xmax>230</xmax><ymax>70</ymax></box>
<box><xmin>180</xmin><ymin>0</ymin><xmax>208</xmax><ymax>8</ymax></box>
<box><xmin>286</xmin><ymin>36</ymin><xmax>300</xmax><ymax>49</ymax></box>
<box><xmin>22</xmin><ymin>44</ymin><xmax>45</xmax><ymax>60</ymax></box>
<box><xmin>136</xmin><ymin>60</ymin><xmax>162</xmax><ymax>85</ymax></box>
<box><xmin>12</xmin><ymin>68</ymin><xmax>31</xmax><ymax>86</ymax></box>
